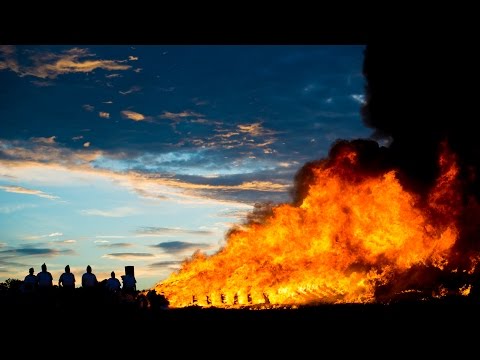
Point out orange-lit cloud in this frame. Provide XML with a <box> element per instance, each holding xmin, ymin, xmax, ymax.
<box><xmin>31</xmin><ymin>136</ymin><xmax>56</xmax><ymax>144</ymax></box>
<box><xmin>0</xmin><ymin>46</ymin><xmax>131</xmax><ymax>79</ymax></box>
<box><xmin>0</xmin><ymin>185</ymin><xmax>59</xmax><ymax>200</ymax></box>
<box><xmin>99</xmin><ymin>112</ymin><xmax>110</xmax><ymax>119</ymax></box>
<box><xmin>0</xmin><ymin>139</ymin><xmax>286</xmax><ymax>206</ymax></box>
<box><xmin>160</xmin><ymin>111</ymin><xmax>204</xmax><ymax>120</ymax></box>
<box><xmin>83</xmin><ymin>142</ymin><xmax>90</xmax><ymax>148</ymax></box>
<box><xmin>102</xmin><ymin>252</ymin><xmax>154</xmax><ymax>260</ymax></box>
<box><xmin>121</xmin><ymin>110</ymin><xmax>146</xmax><ymax>121</ymax></box>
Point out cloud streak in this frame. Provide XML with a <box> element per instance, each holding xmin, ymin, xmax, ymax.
<box><xmin>102</xmin><ymin>252</ymin><xmax>154</xmax><ymax>260</ymax></box>
<box><xmin>0</xmin><ymin>46</ymin><xmax>131</xmax><ymax>79</ymax></box>
<box><xmin>121</xmin><ymin>110</ymin><xmax>147</xmax><ymax>122</ymax></box>
<box><xmin>136</xmin><ymin>227</ymin><xmax>214</xmax><ymax>236</ymax></box>
<box><xmin>0</xmin><ymin>185</ymin><xmax>59</xmax><ymax>200</ymax></box>
<box><xmin>150</xmin><ymin>241</ymin><xmax>211</xmax><ymax>255</ymax></box>
<box><xmin>96</xmin><ymin>242</ymin><xmax>133</xmax><ymax>248</ymax></box>
<box><xmin>80</xmin><ymin>207</ymin><xmax>138</xmax><ymax>218</ymax></box>
<box><xmin>0</xmin><ymin>247</ymin><xmax>72</xmax><ymax>257</ymax></box>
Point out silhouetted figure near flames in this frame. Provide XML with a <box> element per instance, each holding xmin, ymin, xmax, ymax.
<box><xmin>121</xmin><ymin>273</ymin><xmax>136</xmax><ymax>295</ymax></box>
<box><xmin>105</xmin><ymin>271</ymin><xmax>121</xmax><ymax>305</ymax></box>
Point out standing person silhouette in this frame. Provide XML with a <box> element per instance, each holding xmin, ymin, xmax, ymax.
<box><xmin>106</xmin><ymin>271</ymin><xmax>121</xmax><ymax>293</ymax></box>
<box><xmin>105</xmin><ymin>271</ymin><xmax>122</xmax><ymax>305</ymax></box>
<box><xmin>121</xmin><ymin>271</ymin><xmax>137</xmax><ymax>296</ymax></box>
<box><xmin>81</xmin><ymin>265</ymin><xmax>98</xmax><ymax>307</ymax></box>
<box><xmin>37</xmin><ymin>263</ymin><xmax>53</xmax><ymax>289</ymax></box>
<box><xmin>23</xmin><ymin>267</ymin><xmax>37</xmax><ymax>293</ymax></box>
<box><xmin>59</xmin><ymin>265</ymin><xmax>76</xmax><ymax>289</ymax></box>
<box><xmin>81</xmin><ymin>265</ymin><xmax>98</xmax><ymax>288</ymax></box>
<box><xmin>36</xmin><ymin>263</ymin><xmax>53</xmax><ymax>306</ymax></box>
<box><xmin>58</xmin><ymin>265</ymin><xmax>76</xmax><ymax>304</ymax></box>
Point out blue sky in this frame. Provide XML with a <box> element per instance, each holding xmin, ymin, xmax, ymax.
<box><xmin>0</xmin><ymin>44</ymin><xmax>369</xmax><ymax>290</ymax></box>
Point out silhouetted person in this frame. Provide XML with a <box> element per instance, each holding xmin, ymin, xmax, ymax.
<box><xmin>37</xmin><ymin>263</ymin><xmax>53</xmax><ymax>289</ymax></box>
<box><xmin>59</xmin><ymin>265</ymin><xmax>76</xmax><ymax>304</ymax></box>
<box><xmin>59</xmin><ymin>265</ymin><xmax>76</xmax><ymax>289</ymax></box>
<box><xmin>81</xmin><ymin>265</ymin><xmax>98</xmax><ymax>308</ymax></box>
<box><xmin>36</xmin><ymin>263</ymin><xmax>53</xmax><ymax>306</ymax></box>
<box><xmin>121</xmin><ymin>273</ymin><xmax>137</xmax><ymax>296</ymax></box>
<box><xmin>105</xmin><ymin>271</ymin><xmax>121</xmax><ymax>305</ymax></box>
<box><xmin>106</xmin><ymin>271</ymin><xmax>121</xmax><ymax>293</ymax></box>
<box><xmin>23</xmin><ymin>267</ymin><xmax>37</xmax><ymax>293</ymax></box>
<box><xmin>81</xmin><ymin>265</ymin><xmax>98</xmax><ymax>288</ymax></box>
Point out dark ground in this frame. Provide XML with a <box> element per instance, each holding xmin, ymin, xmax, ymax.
<box><xmin>3</xmin><ymin>293</ymin><xmax>480</xmax><ymax>354</ymax></box>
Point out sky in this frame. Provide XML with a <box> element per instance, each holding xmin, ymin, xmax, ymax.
<box><xmin>0</xmin><ymin>44</ymin><xmax>369</xmax><ymax>291</ymax></box>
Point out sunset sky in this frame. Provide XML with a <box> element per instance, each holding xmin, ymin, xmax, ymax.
<box><xmin>0</xmin><ymin>44</ymin><xmax>369</xmax><ymax>290</ymax></box>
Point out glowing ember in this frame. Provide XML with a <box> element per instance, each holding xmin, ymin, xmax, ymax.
<box><xmin>154</xmin><ymin>142</ymin><xmax>466</xmax><ymax>308</ymax></box>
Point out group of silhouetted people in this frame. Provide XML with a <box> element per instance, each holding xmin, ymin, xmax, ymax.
<box><xmin>22</xmin><ymin>263</ymin><xmax>136</xmax><ymax>298</ymax></box>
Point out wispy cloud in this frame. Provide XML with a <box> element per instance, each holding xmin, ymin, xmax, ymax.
<box><xmin>160</xmin><ymin>111</ymin><xmax>204</xmax><ymax>120</ymax></box>
<box><xmin>0</xmin><ymin>139</ymin><xmax>282</xmax><ymax>205</ymax></box>
<box><xmin>150</xmin><ymin>241</ymin><xmax>211</xmax><ymax>254</ymax></box>
<box><xmin>80</xmin><ymin>206</ymin><xmax>138</xmax><ymax>218</ymax></box>
<box><xmin>121</xmin><ymin>110</ymin><xmax>147</xmax><ymax>122</ymax></box>
<box><xmin>31</xmin><ymin>80</ymin><xmax>54</xmax><ymax>87</ymax></box>
<box><xmin>136</xmin><ymin>227</ymin><xmax>214</xmax><ymax>236</ymax></box>
<box><xmin>99</xmin><ymin>112</ymin><xmax>110</xmax><ymax>119</ymax></box>
<box><xmin>149</xmin><ymin>260</ymin><xmax>182</xmax><ymax>268</ymax></box>
<box><xmin>0</xmin><ymin>203</ymin><xmax>37</xmax><ymax>214</ymax></box>
<box><xmin>0</xmin><ymin>247</ymin><xmax>72</xmax><ymax>257</ymax></box>
<box><xmin>96</xmin><ymin>242</ymin><xmax>133</xmax><ymax>248</ymax></box>
<box><xmin>0</xmin><ymin>46</ymin><xmax>131</xmax><ymax>79</ymax></box>
<box><xmin>95</xmin><ymin>236</ymin><xmax>126</xmax><ymax>240</ymax></box>
<box><xmin>24</xmin><ymin>232</ymin><xmax>63</xmax><ymax>240</ymax></box>
<box><xmin>82</xmin><ymin>104</ymin><xmax>94</xmax><ymax>112</ymax></box>
<box><xmin>31</xmin><ymin>136</ymin><xmax>56</xmax><ymax>145</ymax></box>
<box><xmin>0</xmin><ymin>185</ymin><xmax>59</xmax><ymax>200</ymax></box>
<box><xmin>102</xmin><ymin>252</ymin><xmax>154</xmax><ymax>260</ymax></box>
<box><xmin>119</xmin><ymin>85</ymin><xmax>141</xmax><ymax>95</ymax></box>
<box><xmin>128</xmin><ymin>56</ymin><xmax>139</xmax><ymax>61</ymax></box>
<box><xmin>72</xmin><ymin>135</ymin><xmax>84</xmax><ymax>141</ymax></box>
<box><xmin>351</xmin><ymin>94</ymin><xmax>366</xmax><ymax>104</ymax></box>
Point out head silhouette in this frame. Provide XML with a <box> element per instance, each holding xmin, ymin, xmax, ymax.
<box><xmin>65</xmin><ymin>265</ymin><xmax>70</xmax><ymax>273</ymax></box>
<box><xmin>86</xmin><ymin>265</ymin><xmax>92</xmax><ymax>273</ymax></box>
<box><xmin>29</xmin><ymin>267</ymin><xmax>34</xmax><ymax>274</ymax></box>
<box><xmin>111</xmin><ymin>271</ymin><xmax>115</xmax><ymax>278</ymax></box>
<box><xmin>41</xmin><ymin>263</ymin><xmax>47</xmax><ymax>271</ymax></box>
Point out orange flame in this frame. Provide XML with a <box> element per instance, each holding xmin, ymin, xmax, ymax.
<box><xmin>154</xmin><ymin>142</ymin><xmax>464</xmax><ymax>307</ymax></box>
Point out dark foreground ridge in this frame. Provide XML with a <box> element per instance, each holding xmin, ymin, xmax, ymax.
<box><xmin>2</xmin><ymin>288</ymin><xmax>478</xmax><ymax>356</ymax></box>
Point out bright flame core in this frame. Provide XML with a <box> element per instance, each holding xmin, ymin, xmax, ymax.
<box><xmin>154</xmin><ymin>143</ymin><xmax>463</xmax><ymax>308</ymax></box>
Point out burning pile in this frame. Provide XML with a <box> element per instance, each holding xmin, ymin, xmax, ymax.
<box><xmin>153</xmin><ymin>44</ymin><xmax>480</xmax><ymax>308</ymax></box>
<box><xmin>154</xmin><ymin>139</ymin><xmax>479</xmax><ymax>307</ymax></box>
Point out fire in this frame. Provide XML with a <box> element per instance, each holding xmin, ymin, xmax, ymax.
<box><xmin>154</xmin><ymin>142</ymin><xmax>465</xmax><ymax>308</ymax></box>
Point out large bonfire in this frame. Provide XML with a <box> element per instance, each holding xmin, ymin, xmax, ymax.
<box><xmin>153</xmin><ymin>140</ymin><xmax>478</xmax><ymax>308</ymax></box>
